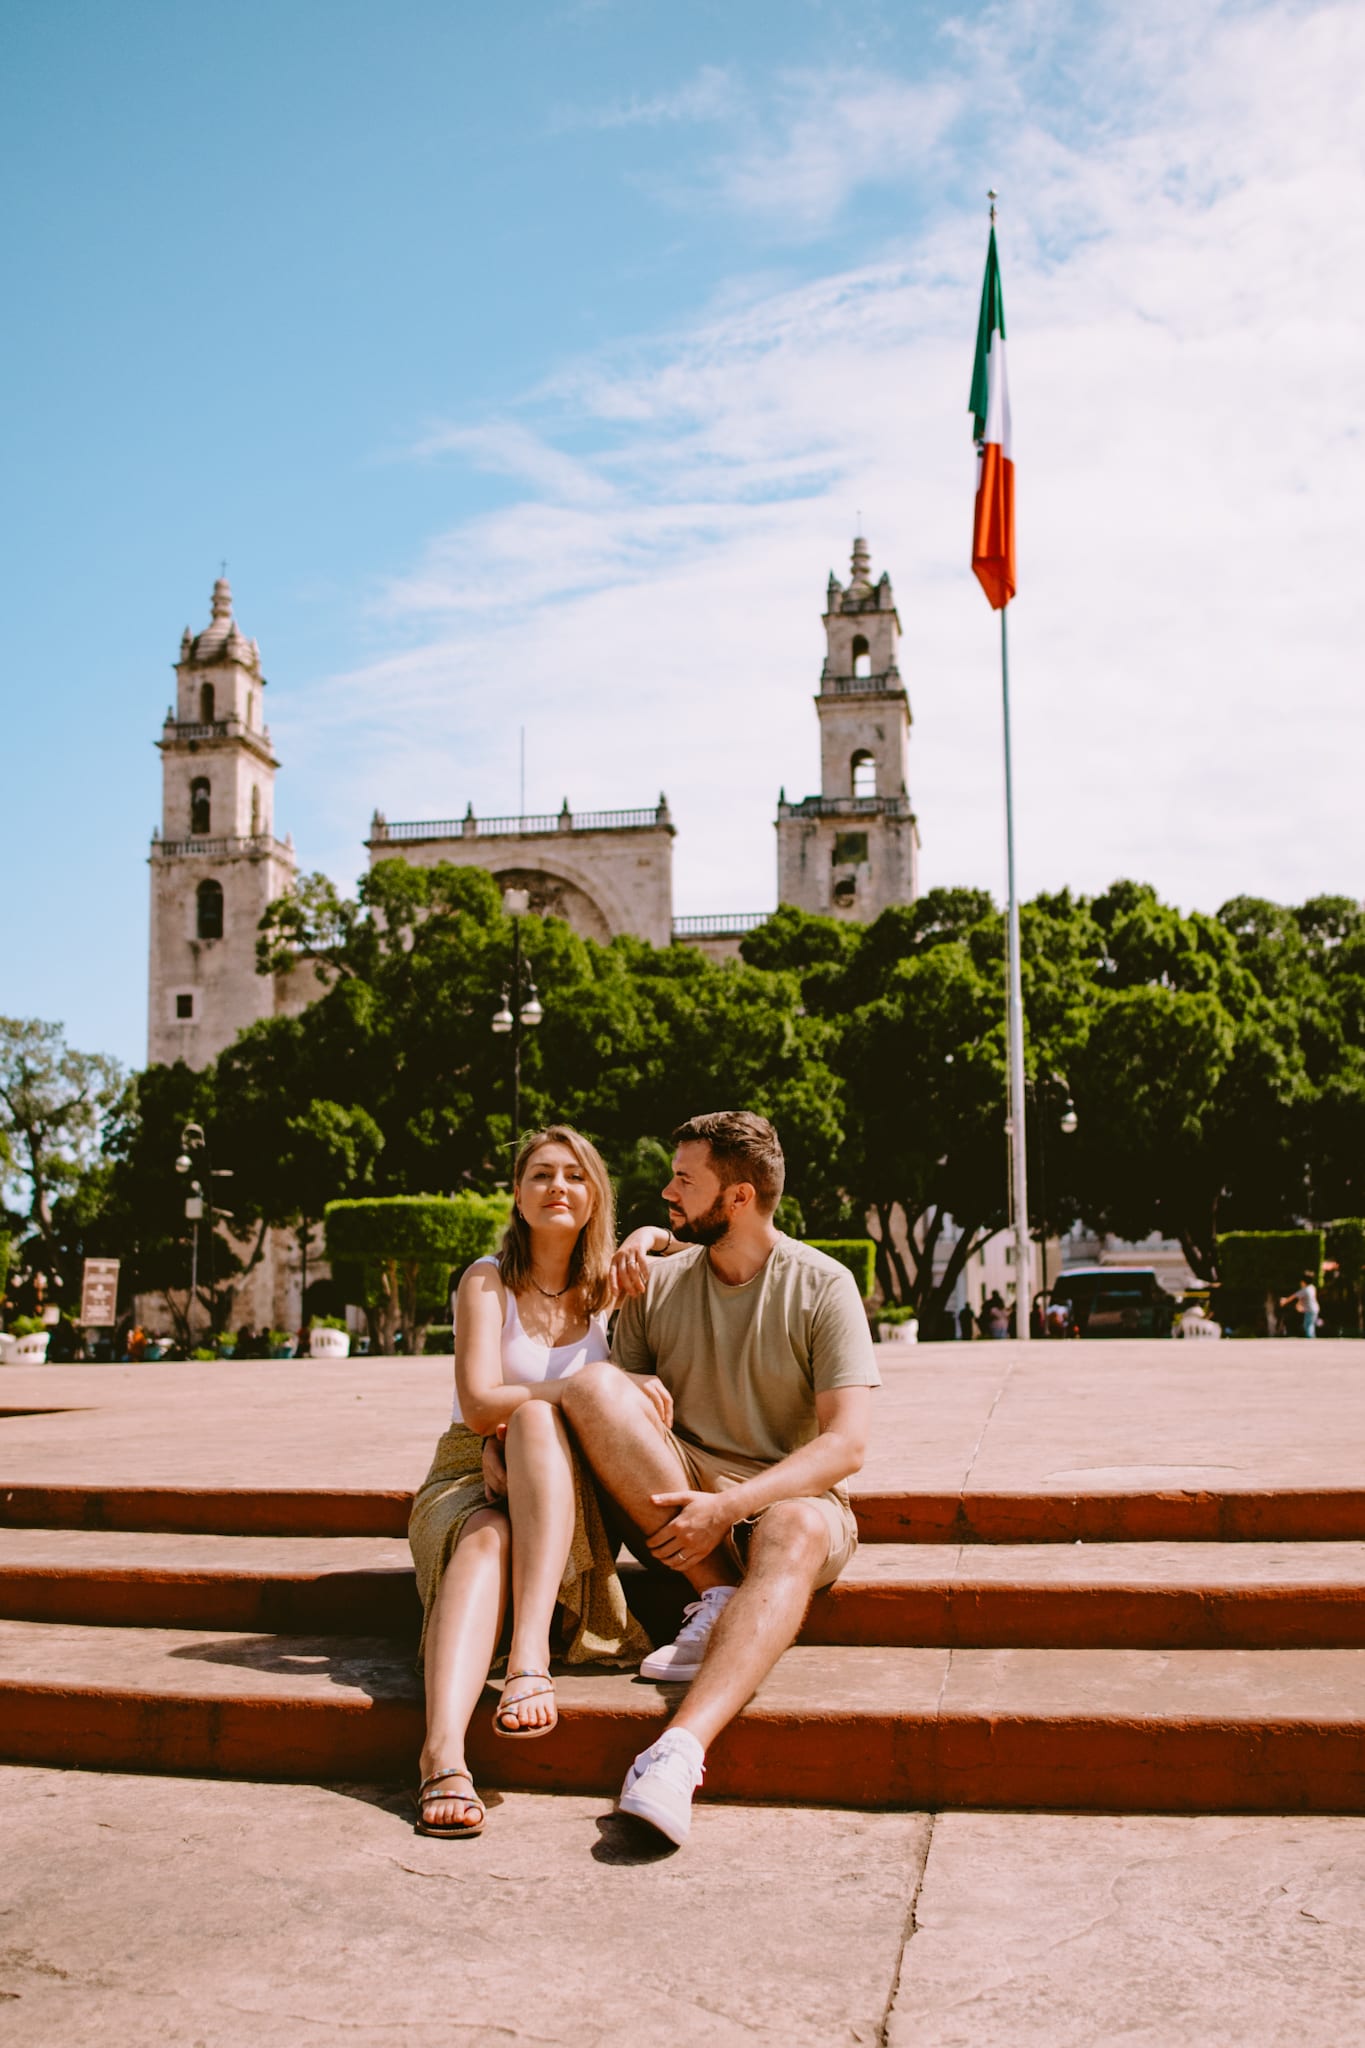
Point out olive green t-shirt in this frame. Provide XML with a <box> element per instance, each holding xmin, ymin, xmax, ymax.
<box><xmin>610</xmin><ymin>1235</ymin><xmax>880</xmax><ymax>1470</ymax></box>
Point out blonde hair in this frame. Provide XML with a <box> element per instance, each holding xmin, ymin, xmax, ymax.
<box><xmin>497</xmin><ymin>1124</ymin><xmax>616</xmax><ymax>1316</ymax></box>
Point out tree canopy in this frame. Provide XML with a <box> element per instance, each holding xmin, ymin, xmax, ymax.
<box><xmin>16</xmin><ymin>865</ymin><xmax>1365</xmax><ymax>1336</ymax></box>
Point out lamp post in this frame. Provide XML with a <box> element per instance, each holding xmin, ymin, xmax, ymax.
<box><xmin>1032</xmin><ymin>1079</ymin><xmax>1079</xmax><ymax>1308</ymax></box>
<box><xmin>491</xmin><ymin>887</ymin><xmax>543</xmax><ymax>1152</ymax></box>
<box><xmin>174</xmin><ymin>1122</ymin><xmax>234</xmax><ymax>1342</ymax></box>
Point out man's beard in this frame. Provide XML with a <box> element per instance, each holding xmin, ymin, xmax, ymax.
<box><xmin>669</xmin><ymin>1193</ymin><xmax>731</xmax><ymax>1247</ymax></box>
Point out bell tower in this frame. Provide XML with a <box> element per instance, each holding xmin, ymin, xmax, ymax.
<box><xmin>147</xmin><ymin>578</ymin><xmax>297</xmax><ymax>1067</ymax></box>
<box><xmin>776</xmin><ymin>537</ymin><xmax>920</xmax><ymax>920</ymax></box>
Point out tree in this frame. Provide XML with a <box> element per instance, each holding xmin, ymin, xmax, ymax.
<box><xmin>0</xmin><ymin>1019</ymin><xmax>124</xmax><ymax>1279</ymax></box>
<box><xmin>325</xmin><ymin>1193</ymin><xmax>509</xmax><ymax>1354</ymax></box>
<box><xmin>747</xmin><ymin>895</ymin><xmax>1028</xmax><ymax>1322</ymax></box>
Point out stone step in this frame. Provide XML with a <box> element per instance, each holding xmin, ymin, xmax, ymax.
<box><xmin>2</xmin><ymin>1618</ymin><xmax>1362</xmax><ymax>1812</ymax></box>
<box><xmin>5</xmin><ymin>1479</ymin><xmax>1365</xmax><ymax>1542</ymax></box>
<box><xmin>3</xmin><ymin>1530</ymin><xmax>1365</xmax><ymax>1649</ymax></box>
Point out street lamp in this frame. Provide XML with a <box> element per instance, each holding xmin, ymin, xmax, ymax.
<box><xmin>1032</xmin><ymin>1079</ymin><xmax>1079</xmax><ymax>1308</ymax></box>
<box><xmin>491</xmin><ymin>886</ymin><xmax>543</xmax><ymax>1150</ymax></box>
<box><xmin>175</xmin><ymin>1122</ymin><xmax>234</xmax><ymax>1341</ymax></box>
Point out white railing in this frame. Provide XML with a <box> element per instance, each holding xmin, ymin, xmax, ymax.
<box><xmin>373</xmin><ymin>804</ymin><xmax>670</xmax><ymax>842</ymax></box>
<box><xmin>163</xmin><ymin>715</ymin><xmax>273</xmax><ymax>747</ymax></box>
<box><xmin>820</xmin><ymin>672</ymin><xmax>901</xmax><ymax>695</ymax></box>
<box><xmin>672</xmin><ymin>912</ymin><xmax>772</xmax><ymax>936</ymax></box>
<box><xmin>778</xmin><ymin>795</ymin><xmax>912</xmax><ymax>818</ymax></box>
<box><xmin>152</xmin><ymin>833</ymin><xmax>291</xmax><ymax>859</ymax></box>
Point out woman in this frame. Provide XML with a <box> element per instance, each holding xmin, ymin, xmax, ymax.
<box><xmin>408</xmin><ymin>1125</ymin><xmax>648</xmax><ymax>1838</ymax></box>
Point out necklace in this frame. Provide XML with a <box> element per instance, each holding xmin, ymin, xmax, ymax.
<box><xmin>529</xmin><ymin>1274</ymin><xmax>573</xmax><ymax>1299</ymax></box>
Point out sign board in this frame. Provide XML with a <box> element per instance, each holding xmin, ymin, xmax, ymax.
<box><xmin>80</xmin><ymin>1258</ymin><xmax>121</xmax><ymax>1327</ymax></box>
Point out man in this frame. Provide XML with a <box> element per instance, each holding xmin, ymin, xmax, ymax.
<box><xmin>1280</xmin><ymin>1272</ymin><xmax>1320</xmax><ymax>1339</ymax></box>
<box><xmin>559</xmin><ymin>1111</ymin><xmax>879</xmax><ymax>1846</ymax></box>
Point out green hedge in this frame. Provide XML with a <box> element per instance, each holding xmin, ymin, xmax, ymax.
<box><xmin>325</xmin><ymin>1194</ymin><xmax>510</xmax><ymax>1267</ymax></box>
<box><xmin>1215</xmin><ymin>1230</ymin><xmax>1324</xmax><ymax>1294</ymax></box>
<box><xmin>325</xmin><ymin>1193</ymin><xmax>511</xmax><ymax>1353</ymax></box>
<box><xmin>807</xmin><ymin>1238</ymin><xmax>877</xmax><ymax>1300</ymax></box>
<box><xmin>1325</xmin><ymin>1219</ymin><xmax>1365</xmax><ymax>1334</ymax></box>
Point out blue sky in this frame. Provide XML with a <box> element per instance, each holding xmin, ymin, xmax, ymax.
<box><xmin>4</xmin><ymin>0</ymin><xmax>1363</xmax><ymax>1071</ymax></box>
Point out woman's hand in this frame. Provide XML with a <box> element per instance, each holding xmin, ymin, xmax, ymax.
<box><xmin>637</xmin><ymin>1375</ymin><xmax>674</xmax><ymax>1430</ymax></box>
<box><xmin>611</xmin><ymin>1226</ymin><xmax>670</xmax><ymax>1298</ymax></box>
<box><xmin>482</xmin><ymin>1430</ymin><xmax>508</xmax><ymax>1503</ymax></box>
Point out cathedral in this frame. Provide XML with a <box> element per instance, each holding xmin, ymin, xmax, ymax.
<box><xmin>148</xmin><ymin>536</ymin><xmax>920</xmax><ymax>1073</ymax></box>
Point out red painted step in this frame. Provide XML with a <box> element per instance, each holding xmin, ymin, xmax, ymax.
<box><xmin>6</xmin><ymin>1480</ymin><xmax>1365</xmax><ymax>1542</ymax></box>
<box><xmin>2</xmin><ymin>1620</ymin><xmax>1362</xmax><ymax>1814</ymax></box>
<box><xmin>3</xmin><ymin>1532</ymin><xmax>1365</xmax><ymax>1650</ymax></box>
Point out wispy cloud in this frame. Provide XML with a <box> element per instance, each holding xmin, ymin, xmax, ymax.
<box><xmin>410</xmin><ymin>420</ymin><xmax>616</xmax><ymax>509</ymax></box>
<box><xmin>293</xmin><ymin>1</ymin><xmax>1365</xmax><ymax>925</ymax></box>
<box><xmin>556</xmin><ymin>63</ymin><xmax>741</xmax><ymax>132</ymax></box>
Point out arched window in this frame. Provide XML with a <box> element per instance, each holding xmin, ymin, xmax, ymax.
<box><xmin>851</xmin><ymin>635</ymin><xmax>871</xmax><ymax>679</ymax></box>
<box><xmin>196</xmin><ymin>878</ymin><xmax>224</xmax><ymax>941</ymax></box>
<box><xmin>250</xmin><ymin>785</ymin><xmax>261</xmax><ymax>834</ymax></box>
<box><xmin>199</xmin><ymin>682</ymin><xmax>215</xmax><ymax>723</ymax></box>
<box><xmin>190</xmin><ymin>777</ymin><xmax>211</xmax><ymax>835</ymax></box>
<box><xmin>852</xmin><ymin>750</ymin><xmax>877</xmax><ymax>799</ymax></box>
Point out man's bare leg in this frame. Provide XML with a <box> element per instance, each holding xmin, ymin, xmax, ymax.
<box><xmin>615</xmin><ymin>1498</ymin><xmax>829</xmax><ymax>1845</ymax></box>
<box><xmin>559</xmin><ymin>1363</ymin><xmax>737</xmax><ymax>1594</ymax></box>
<box><xmin>667</xmin><ymin>1499</ymin><xmax>827</xmax><ymax>1748</ymax></box>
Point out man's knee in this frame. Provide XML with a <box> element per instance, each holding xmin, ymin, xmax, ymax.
<box><xmin>559</xmin><ymin>1359</ymin><xmax>632</xmax><ymax>1423</ymax></box>
<box><xmin>748</xmin><ymin>1499</ymin><xmax>830</xmax><ymax>1574</ymax></box>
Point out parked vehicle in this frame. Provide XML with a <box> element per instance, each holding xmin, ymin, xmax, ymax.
<box><xmin>1046</xmin><ymin>1267</ymin><xmax>1179</xmax><ymax>1339</ymax></box>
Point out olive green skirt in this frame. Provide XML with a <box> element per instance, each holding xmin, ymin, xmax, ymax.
<box><xmin>407</xmin><ymin>1421</ymin><xmax>651</xmax><ymax>1667</ymax></box>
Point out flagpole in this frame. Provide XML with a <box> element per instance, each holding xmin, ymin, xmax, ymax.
<box><xmin>1000</xmin><ymin>602</ymin><xmax>1032</xmax><ymax>1338</ymax></box>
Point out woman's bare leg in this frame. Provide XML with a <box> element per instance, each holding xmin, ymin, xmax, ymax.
<box><xmin>419</xmin><ymin>1505</ymin><xmax>510</xmax><ymax>1825</ymax></box>
<box><xmin>497</xmin><ymin>1400</ymin><xmax>577</xmax><ymax>1731</ymax></box>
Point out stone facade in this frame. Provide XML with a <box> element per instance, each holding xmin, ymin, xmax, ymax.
<box><xmin>776</xmin><ymin>537</ymin><xmax>920</xmax><ymax>924</ymax></box>
<box><xmin>367</xmin><ymin>798</ymin><xmax>675</xmax><ymax>949</ymax></box>
<box><xmin>144</xmin><ymin>546</ymin><xmax>922</xmax><ymax>1332</ymax></box>
<box><xmin>147</xmin><ymin>580</ymin><xmax>302</xmax><ymax>1070</ymax></box>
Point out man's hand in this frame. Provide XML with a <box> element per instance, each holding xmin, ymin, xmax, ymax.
<box><xmin>482</xmin><ymin>1431</ymin><xmax>508</xmax><ymax>1503</ymax></box>
<box><xmin>647</xmin><ymin>1488</ymin><xmax>736</xmax><ymax>1572</ymax></box>
<box><xmin>637</xmin><ymin>1376</ymin><xmax>674</xmax><ymax>1430</ymax></box>
<box><xmin>611</xmin><ymin>1227</ymin><xmax>665</xmax><ymax>1299</ymax></box>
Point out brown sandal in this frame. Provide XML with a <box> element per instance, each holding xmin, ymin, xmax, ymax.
<box><xmin>415</xmin><ymin>1767</ymin><xmax>485</xmax><ymax>1838</ymax></box>
<box><xmin>493</xmin><ymin>1668</ymin><xmax>558</xmax><ymax>1739</ymax></box>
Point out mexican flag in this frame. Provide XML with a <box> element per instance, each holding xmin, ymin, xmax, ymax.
<box><xmin>969</xmin><ymin>227</ymin><xmax>1016</xmax><ymax>610</ymax></box>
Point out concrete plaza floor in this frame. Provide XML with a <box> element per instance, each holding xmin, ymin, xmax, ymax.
<box><xmin>3</xmin><ymin>1339</ymin><xmax>1363</xmax><ymax>2044</ymax></box>
<box><xmin>3</xmin><ymin>1336</ymin><xmax>1363</xmax><ymax>1501</ymax></box>
<box><xmin>1</xmin><ymin>1766</ymin><xmax>1361</xmax><ymax>2047</ymax></box>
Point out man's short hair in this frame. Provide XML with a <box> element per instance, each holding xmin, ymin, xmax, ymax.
<box><xmin>672</xmin><ymin>1111</ymin><xmax>785</xmax><ymax>1214</ymax></box>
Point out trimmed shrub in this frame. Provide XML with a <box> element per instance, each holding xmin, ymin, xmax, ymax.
<box><xmin>326</xmin><ymin>1193</ymin><xmax>511</xmax><ymax>1355</ymax></box>
<box><xmin>807</xmin><ymin>1238</ymin><xmax>877</xmax><ymax>1301</ymax></box>
<box><xmin>1215</xmin><ymin>1230</ymin><xmax>1324</xmax><ymax>1336</ymax></box>
<box><xmin>1325</xmin><ymin>1219</ymin><xmax>1365</xmax><ymax>1335</ymax></box>
<box><xmin>423</xmin><ymin>1324</ymin><xmax>455</xmax><ymax>1355</ymax></box>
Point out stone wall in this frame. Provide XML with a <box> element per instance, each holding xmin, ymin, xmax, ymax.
<box><xmin>367</xmin><ymin>804</ymin><xmax>676</xmax><ymax>949</ymax></box>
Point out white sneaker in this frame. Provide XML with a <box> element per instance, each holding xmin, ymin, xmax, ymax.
<box><xmin>639</xmin><ymin>1585</ymin><xmax>736</xmax><ymax>1681</ymax></box>
<box><xmin>617</xmin><ymin>1731</ymin><xmax>705</xmax><ymax>1845</ymax></box>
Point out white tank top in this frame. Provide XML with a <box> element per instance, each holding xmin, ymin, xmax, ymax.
<box><xmin>450</xmin><ymin>1255</ymin><xmax>610</xmax><ymax>1423</ymax></box>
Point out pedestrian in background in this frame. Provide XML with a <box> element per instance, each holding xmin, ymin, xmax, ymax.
<box><xmin>1280</xmin><ymin>1273</ymin><xmax>1320</xmax><ymax>1339</ymax></box>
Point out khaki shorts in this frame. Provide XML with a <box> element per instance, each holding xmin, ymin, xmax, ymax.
<box><xmin>664</xmin><ymin>1432</ymin><xmax>859</xmax><ymax>1590</ymax></box>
